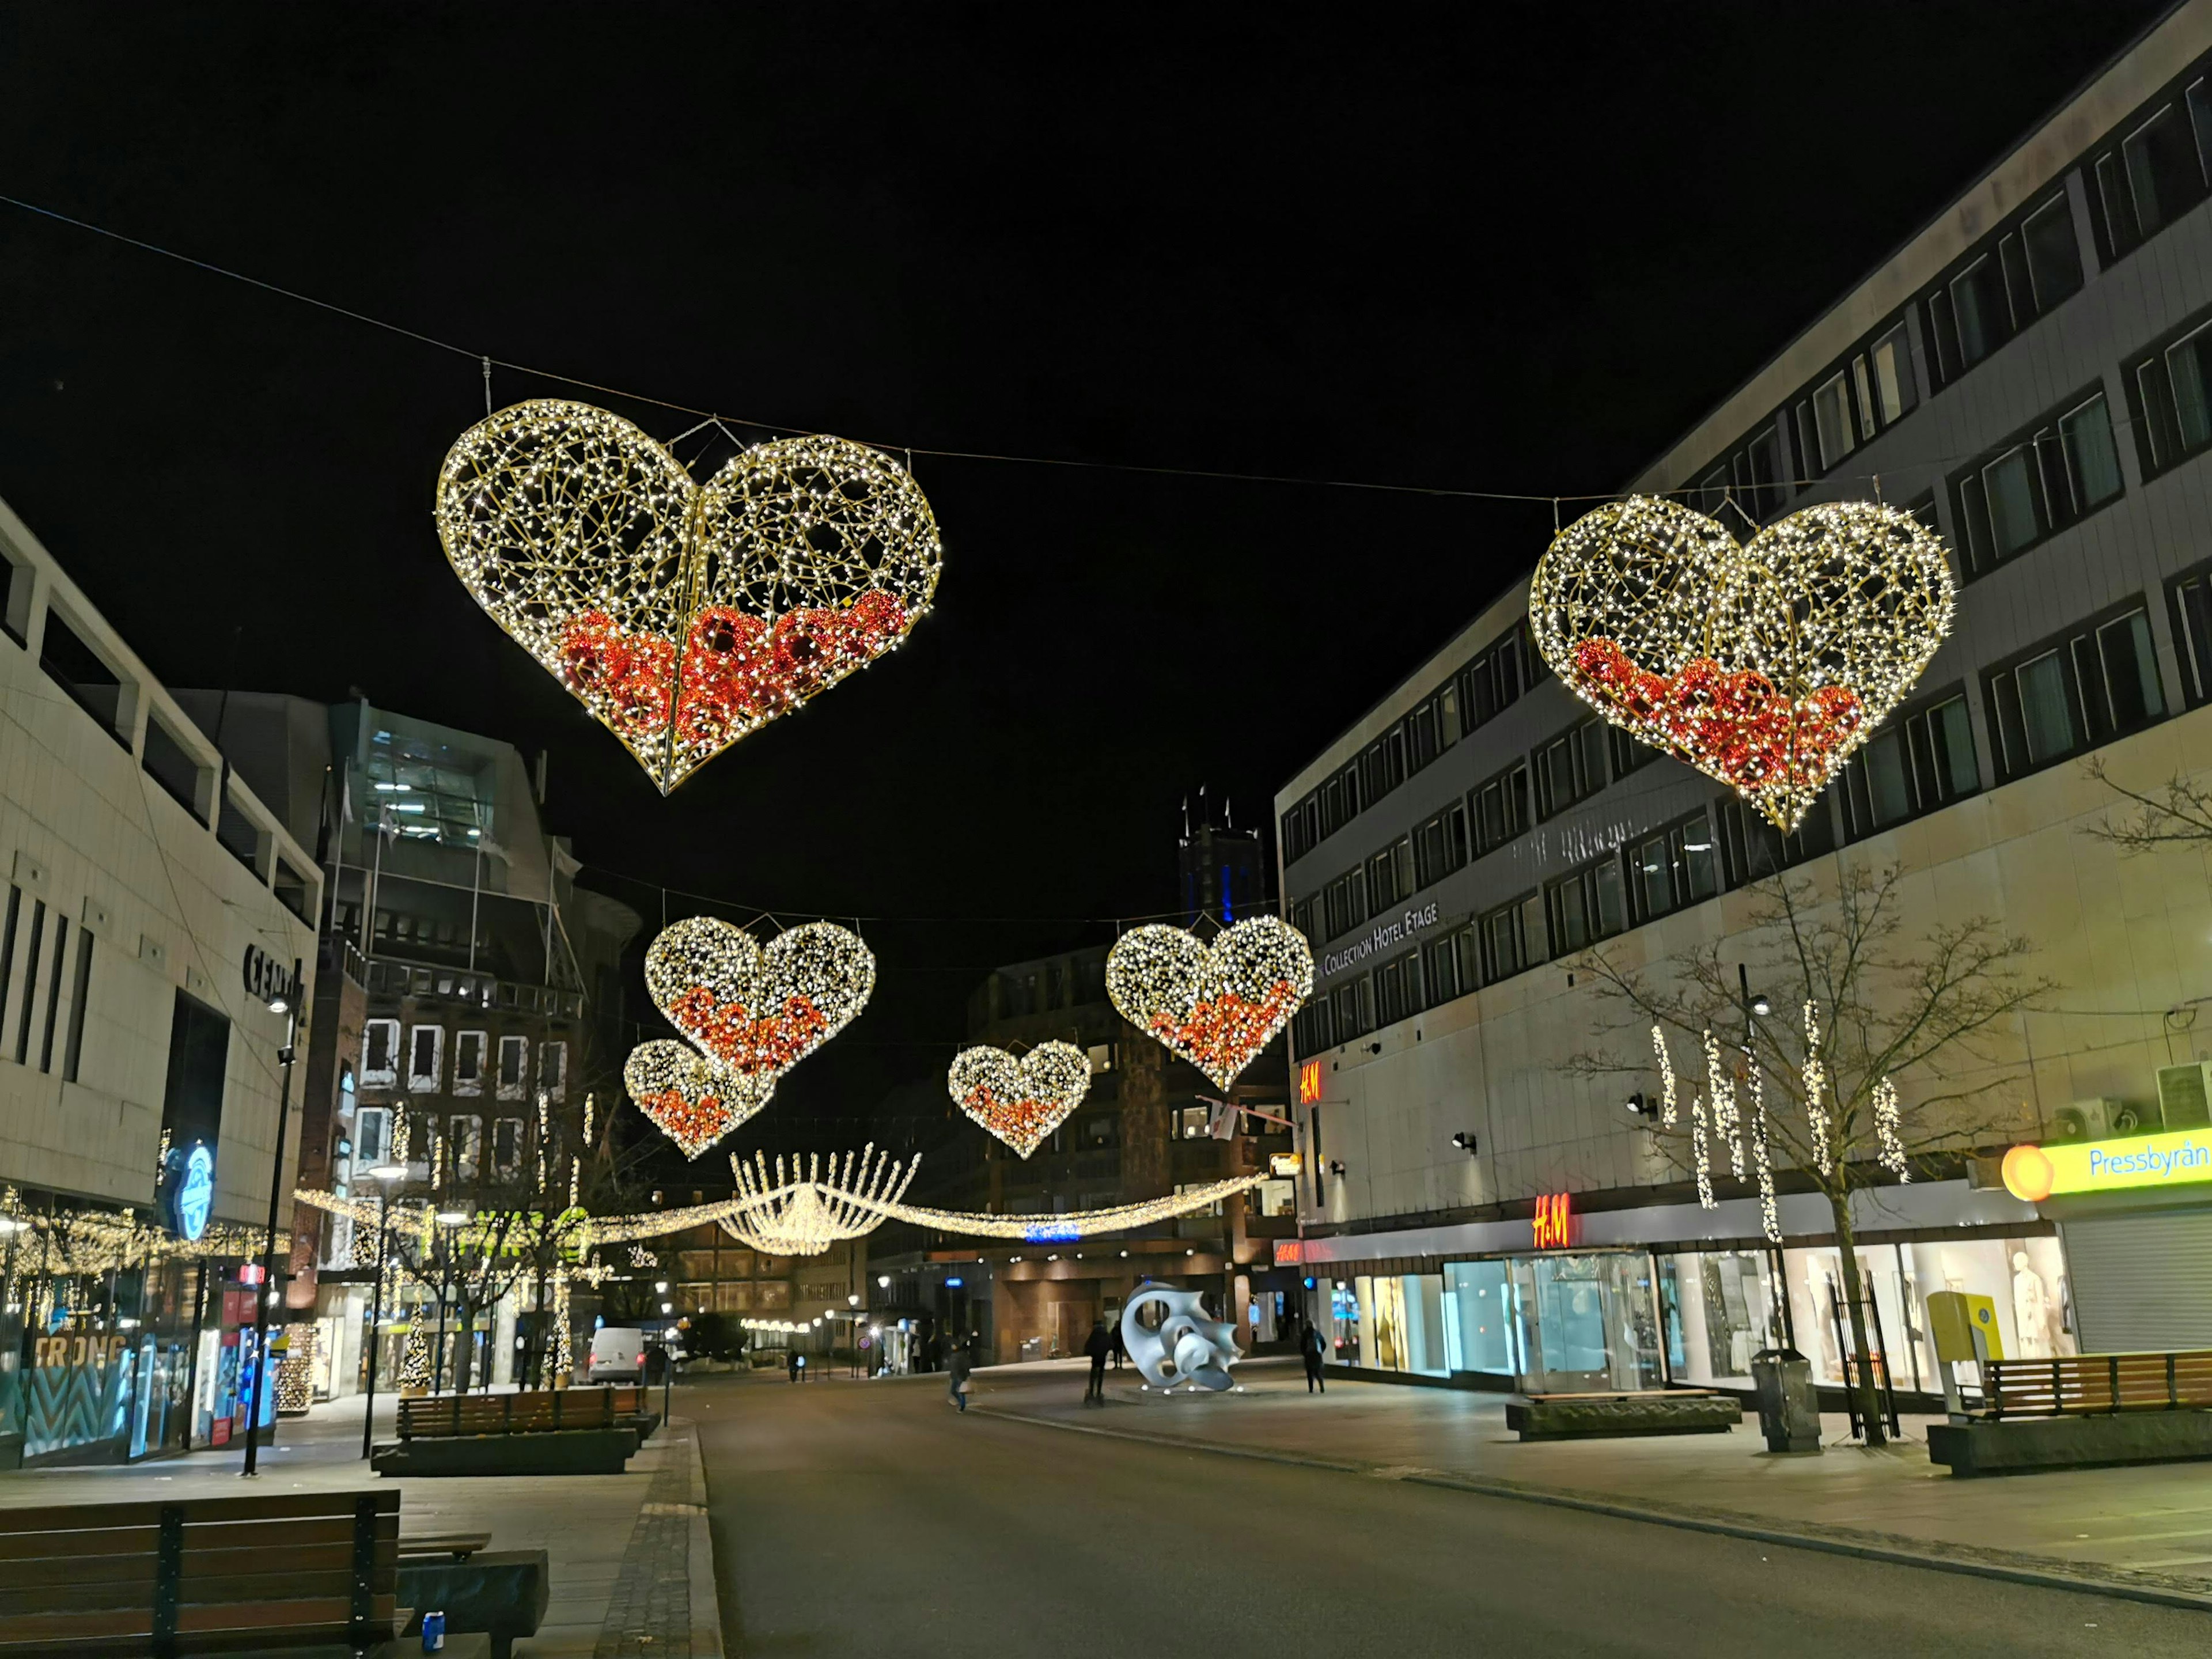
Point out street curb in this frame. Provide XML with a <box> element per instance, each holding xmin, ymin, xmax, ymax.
<box><xmin>971</xmin><ymin>1406</ymin><xmax>2212</xmax><ymax>1618</ymax></box>
<box><xmin>674</xmin><ymin>1418</ymin><xmax>726</xmax><ymax>1658</ymax></box>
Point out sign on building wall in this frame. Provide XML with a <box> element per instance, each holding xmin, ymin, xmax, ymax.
<box><xmin>2003</xmin><ymin>1131</ymin><xmax>2212</xmax><ymax>1200</ymax></box>
<box><xmin>1532</xmin><ymin>1191</ymin><xmax>1574</xmax><ymax>1249</ymax></box>
<box><xmin>1297</xmin><ymin>1059</ymin><xmax>1323</xmax><ymax>1104</ymax></box>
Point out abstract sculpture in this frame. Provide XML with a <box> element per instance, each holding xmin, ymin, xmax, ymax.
<box><xmin>1120</xmin><ymin>1283</ymin><xmax>1241</xmax><ymax>1392</ymax></box>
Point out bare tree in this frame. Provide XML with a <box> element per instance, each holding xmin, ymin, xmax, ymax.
<box><xmin>1571</xmin><ymin>861</ymin><xmax>2050</xmax><ymax>1444</ymax></box>
<box><xmin>2083</xmin><ymin>755</ymin><xmax>2212</xmax><ymax>854</ymax></box>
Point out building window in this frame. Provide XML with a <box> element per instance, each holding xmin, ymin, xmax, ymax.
<box><xmin>1359</xmin><ymin>726</ymin><xmax>1408</xmax><ymax>808</ymax></box>
<box><xmin>496</xmin><ymin>1035</ymin><xmax>529</xmax><ymax>1100</ymax></box>
<box><xmin>1533</xmin><ymin>719</ymin><xmax>1609</xmax><ymax>819</ymax></box>
<box><xmin>1374</xmin><ymin>949</ymin><xmax>1421</xmax><ymax>1027</ymax></box>
<box><xmin>1984</xmin><ymin>604</ymin><xmax>2166</xmax><ymax>783</ymax></box>
<box><xmin>407</xmin><ymin>1025</ymin><xmax>444</xmax><ymax>1092</ymax></box>
<box><xmin>1608</xmin><ymin>728</ymin><xmax>1659</xmax><ymax>781</ymax></box>
<box><xmin>1330</xmin><ymin>978</ymin><xmax>1371</xmax><ymax>1043</ymax></box>
<box><xmin>1322</xmin><ymin>868</ymin><xmax>1368</xmax><ymax>941</ymax></box>
<box><xmin>1365</xmin><ymin>838</ymin><xmax>1415</xmax><ymax>913</ymax></box>
<box><xmin>1716</xmin><ymin>793</ymin><xmax>1837</xmax><ymax>889</ymax></box>
<box><xmin>1086</xmin><ymin>1042</ymin><xmax>1113</xmax><ymax>1073</ymax></box>
<box><xmin>361</xmin><ymin>1019</ymin><xmax>400</xmax><ymax>1089</ymax></box>
<box><xmin>491</xmin><ymin>1116</ymin><xmax>524</xmax><ymax>1179</ymax></box>
<box><xmin>1411</xmin><ymin>801</ymin><xmax>1469</xmax><ymax>889</ymax></box>
<box><xmin>1480</xmin><ymin>893</ymin><xmax>1546</xmax><ymax>982</ymax></box>
<box><xmin>1546</xmin><ymin>854</ymin><xmax>1627</xmax><ymax>954</ymax></box>
<box><xmin>2126</xmin><ymin>308</ymin><xmax>2212</xmax><ymax>479</ymax></box>
<box><xmin>1623</xmin><ymin>813</ymin><xmax>1719</xmax><ymax>922</ymax></box>
<box><xmin>1695</xmin><ymin>421</ymin><xmax>1790</xmax><ymax>523</ymax></box>
<box><xmin>355</xmin><ymin>1106</ymin><xmax>391</xmax><ymax>1167</ymax></box>
<box><xmin>1794</xmin><ymin>319</ymin><xmax>1921</xmax><ymax>474</ymax></box>
<box><xmin>2089</xmin><ymin>85</ymin><xmax>2212</xmax><ymax>263</ymax></box>
<box><xmin>450</xmin><ymin>1114</ymin><xmax>482</xmax><ymax>1182</ymax></box>
<box><xmin>1952</xmin><ymin>389</ymin><xmax>2124</xmax><ymax>578</ymax></box>
<box><xmin>62</xmin><ymin>927</ymin><xmax>94</xmax><ymax>1084</ymax></box>
<box><xmin>540</xmin><ymin>1040</ymin><xmax>568</xmax><ymax>1101</ymax></box>
<box><xmin>1453</xmin><ymin>622</ymin><xmax>1536</xmax><ymax>736</ymax></box>
<box><xmin>2168</xmin><ymin>563</ymin><xmax>2212</xmax><ymax>709</ymax></box>
<box><xmin>1472</xmin><ymin>760</ymin><xmax>1531</xmax><ymax>854</ymax></box>
<box><xmin>1287</xmin><ymin>896</ymin><xmax>1316</xmax><ymax>941</ymax></box>
<box><xmin>1926</xmin><ymin>191</ymin><xmax>2082</xmax><ymax>385</ymax></box>
<box><xmin>1840</xmin><ymin>690</ymin><xmax>1980</xmax><ymax>839</ymax></box>
<box><xmin>1293</xmin><ymin>1000</ymin><xmax>1335</xmax><ymax>1055</ymax></box>
<box><xmin>1419</xmin><ymin>932</ymin><xmax>1463</xmax><ymax>1006</ymax></box>
<box><xmin>453</xmin><ymin>1031</ymin><xmax>486</xmax><ymax>1096</ymax></box>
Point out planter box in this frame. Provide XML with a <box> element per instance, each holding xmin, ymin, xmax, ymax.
<box><xmin>1506</xmin><ymin>1391</ymin><xmax>1743</xmax><ymax>1441</ymax></box>
<box><xmin>1929</xmin><ymin>1410</ymin><xmax>2212</xmax><ymax>1475</ymax></box>
<box><xmin>370</xmin><ymin>1427</ymin><xmax>638</xmax><ymax>1477</ymax></box>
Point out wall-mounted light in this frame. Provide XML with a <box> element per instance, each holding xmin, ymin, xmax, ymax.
<box><xmin>1327</xmin><ymin>1160</ymin><xmax>1346</xmax><ymax>1176</ymax></box>
<box><xmin>1450</xmin><ymin>1132</ymin><xmax>1478</xmax><ymax>1155</ymax></box>
<box><xmin>1624</xmin><ymin>1092</ymin><xmax>1661</xmax><ymax>1120</ymax></box>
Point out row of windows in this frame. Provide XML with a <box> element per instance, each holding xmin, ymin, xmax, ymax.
<box><xmin>1288</xmin><ymin>715</ymin><xmax>1649</xmax><ymax>947</ymax></box>
<box><xmin>1280</xmin><ymin>623</ymin><xmax>1540</xmax><ymax>863</ymax></box>
<box><xmin>350</xmin><ymin>1104</ymin><xmax>528</xmax><ymax>1184</ymax></box>
<box><xmin>360</xmin><ymin>1018</ymin><xmax>566</xmax><ymax>1101</ymax></box>
<box><xmin>0</xmin><ymin>887</ymin><xmax>96</xmax><ymax>1085</ymax></box>
<box><xmin>1951</xmin><ymin>386</ymin><xmax>2123</xmax><ymax>578</ymax></box>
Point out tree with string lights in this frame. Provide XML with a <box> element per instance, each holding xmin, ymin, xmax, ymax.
<box><xmin>1569</xmin><ymin>861</ymin><xmax>2050</xmax><ymax>1446</ymax></box>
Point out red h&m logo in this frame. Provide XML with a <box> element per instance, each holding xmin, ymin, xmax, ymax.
<box><xmin>1532</xmin><ymin>1191</ymin><xmax>1574</xmax><ymax>1250</ymax></box>
<box><xmin>1297</xmin><ymin>1059</ymin><xmax>1324</xmax><ymax>1104</ymax></box>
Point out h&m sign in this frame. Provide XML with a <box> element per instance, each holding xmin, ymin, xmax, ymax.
<box><xmin>1532</xmin><ymin>1191</ymin><xmax>1574</xmax><ymax>1250</ymax></box>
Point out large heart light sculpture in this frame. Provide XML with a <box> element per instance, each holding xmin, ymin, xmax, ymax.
<box><xmin>1107</xmin><ymin>916</ymin><xmax>1313</xmax><ymax>1091</ymax></box>
<box><xmin>946</xmin><ymin>1043</ymin><xmax>1093</xmax><ymax>1158</ymax></box>
<box><xmin>435</xmin><ymin>400</ymin><xmax>943</xmax><ymax>794</ymax></box>
<box><xmin>1528</xmin><ymin>497</ymin><xmax>1955</xmax><ymax>833</ymax></box>
<box><xmin>623</xmin><ymin>1041</ymin><xmax>776</xmax><ymax>1160</ymax></box>
<box><xmin>624</xmin><ymin>916</ymin><xmax>876</xmax><ymax>1157</ymax></box>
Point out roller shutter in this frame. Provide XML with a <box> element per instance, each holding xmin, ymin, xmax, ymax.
<box><xmin>2060</xmin><ymin>1210</ymin><xmax>2212</xmax><ymax>1352</ymax></box>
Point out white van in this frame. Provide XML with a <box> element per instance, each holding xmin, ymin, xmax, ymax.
<box><xmin>588</xmin><ymin>1327</ymin><xmax>647</xmax><ymax>1384</ymax></box>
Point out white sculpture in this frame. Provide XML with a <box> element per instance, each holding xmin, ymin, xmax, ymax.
<box><xmin>1121</xmin><ymin>1284</ymin><xmax>1241</xmax><ymax>1392</ymax></box>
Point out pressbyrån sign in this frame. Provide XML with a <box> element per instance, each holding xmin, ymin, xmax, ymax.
<box><xmin>1320</xmin><ymin>903</ymin><xmax>1442</xmax><ymax>982</ymax></box>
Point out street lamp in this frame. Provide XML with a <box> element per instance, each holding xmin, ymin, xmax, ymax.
<box><xmin>359</xmin><ymin>1162</ymin><xmax>407</xmax><ymax>1462</ymax></box>
<box><xmin>243</xmin><ymin>976</ymin><xmax>300</xmax><ymax>1480</ymax></box>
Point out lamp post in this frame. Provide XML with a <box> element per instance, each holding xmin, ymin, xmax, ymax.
<box><xmin>242</xmin><ymin>978</ymin><xmax>299</xmax><ymax>1480</ymax></box>
<box><xmin>359</xmin><ymin>1164</ymin><xmax>407</xmax><ymax>1461</ymax></box>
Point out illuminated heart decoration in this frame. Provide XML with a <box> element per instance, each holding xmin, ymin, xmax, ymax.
<box><xmin>1528</xmin><ymin>497</ymin><xmax>1955</xmax><ymax>832</ymax></box>
<box><xmin>644</xmin><ymin>917</ymin><xmax>875</xmax><ymax>1085</ymax></box>
<box><xmin>623</xmin><ymin>1041</ymin><xmax>775</xmax><ymax>1159</ymax></box>
<box><xmin>947</xmin><ymin>1043</ymin><xmax>1092</xmax><ymax>1158</ymax></box>
<box><xmin>1107</xmin><ymin>916</ymin><xmax>1314</xmax><ymax>1091</ymax></box>
<box><xmin>434</xmin><ymin>400</ymin><xmax>942</xmax><ymax>793</ymax></box>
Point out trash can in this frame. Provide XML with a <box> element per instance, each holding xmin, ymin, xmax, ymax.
<box><xmin>1750</xmin><ymin>1348</ymin><xmax>1822</xmax><ymax>1454</ymax></box>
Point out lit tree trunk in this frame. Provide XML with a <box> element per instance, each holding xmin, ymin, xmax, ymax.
<box><xmin>1826</xmin><ymin>1187</ymin><xmax>1886</xmax><ymax>1448</ymax></box>
<box><xmin>453</xmin><ymin>1297</ymin><xmax>476</xmax><ymax>1395</ymax></box>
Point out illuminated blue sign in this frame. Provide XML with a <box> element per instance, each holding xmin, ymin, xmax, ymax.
<box><xmin>1022</xmin><ymin>1223</ymin><xmax>1080</xmax><ymax>1243</ymax></box>
<box><xmin>175</xmin><ymin>1144</ymin><xmax>214</xmax><ymax>1242</ymax></box>
<box><xmin>945</xmin><ymin>1277</ymin><xmax>964</xmax><ymax>1287</ymax></box>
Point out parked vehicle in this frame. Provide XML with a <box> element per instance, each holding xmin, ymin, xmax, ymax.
<box><xmin>588</xmin><ymin>1326</ymin><xmax>648</xmax><ymax>1384</ymax></box>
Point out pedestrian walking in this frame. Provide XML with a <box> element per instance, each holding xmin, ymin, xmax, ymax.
<box><xmin>1082</xmin><ymin>1319</ymin><xmax>1112</xmax><ymax>1404</ymax></box>
<box><xmin>1300</xmin><ymin>1319</ymin><xmax>1327</xmax><ymax>1393</ymax></box>
<box><xmin>947</xmin><ymin>1341</ymin><xmax>974</xmax><ymax>1412</ymax></box>
<box><xmin>787</xmin><ymin>1348</ymin><xmax>801</xmax><ymax>1384</ymax></box>
<box><xmin>1110</xmin><ymin>1322</ymin><xmax>1126</xmax><ymax>1370</ymax></box>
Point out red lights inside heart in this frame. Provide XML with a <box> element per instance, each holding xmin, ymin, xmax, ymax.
<box><xmin>557</xmin><ymin>589</ymin><xmax>910</xmax><ymax>751</ymax></box>
<box><xmin>957</xmin><ymin>1087</ymin><xmax>1065</xmax><ymax>1154</ymax></box>
<box><xmin>667</xmin><ymin>987</ymin><xmax>831</xmax><ymax>1075</ymax></box>
<box><xmin>635</xmin><ymin>1085</ymin><xmax>744</xmax><ymax>1157</ymax></box>
<box><xmin>1569</xmin><ymin>637</ymin><xmax>1863</xmax><ymax>789</ymax></box>
<box><xmin>1149</xmin><ymin>981</ymin><xmax>1301</xmax><ymax>1081</ymax></box>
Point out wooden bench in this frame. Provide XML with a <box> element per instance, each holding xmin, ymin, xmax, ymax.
<box><xmin>397</xmin><ymin>1385</ymin><xmax>649</xmax><ymax>1439</ymax></box>
<box><xmin>397</xmin><ymin>1530</ymin><xmax>493</xmax><ymax>1561</ymax></box>
<box><xmin>1506</xmin><ymin>1389</ymin><xmax>1743</xmax><ymax>1441</ymax></box>
<box><xmin>0</xmin><ymin>1488</ymin><xmax>416</xmax><ymax>1656</ymax></box>
<box><xmin>1983</xmin><ymin>1350</ymin><xmax>2212</xmax><ymax>1418</ymax></box>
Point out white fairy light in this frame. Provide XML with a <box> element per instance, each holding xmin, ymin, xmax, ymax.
<box><xmin>1652</xmin><ymin>1024</ymin><xmax>1679</xmax><ymax>1126</ymax></box>
<box><xmin>1528</xmin><ymin>496</ymin><xmax>1955</xmax><ymax>833</ymax></box>
<box><xmin>1802</xmin><ymin>1002</ymin><xmax>1834</xmax><ymax>1177</ymax></box>
<box><xmin>948</xmin><ymin>1043</ymin><xmax>1092</xmax><ymax>1157</ymax></box>
<box><xmin>1689</xmin><ymin>1092</ymin><xmax>1715</xmax><ymax>1210</ymax></box>
<box><xmin>1107</xmin><ymin>916</ymin><xmax>1314</xmax><ymax>1090</ymax></box>
<box><xmin>1747</xmin><ymin>1061</ymin><xmax>1780</xmax><ymax>1244</ymax></box>
<box><xmin>434</xmin><ymin>401</ymin><xmax>944</xmax><ymax>794</ymax></box>
<box><xmin>1702</xmin><ymin>1029</ymin><xmax>1744</xmax><ymax>1179</ymax></box>
<box><xmin>1873</xmin><ymin>1076</ymin><xmax>1909</xmax><ymax>1181</ymax></box>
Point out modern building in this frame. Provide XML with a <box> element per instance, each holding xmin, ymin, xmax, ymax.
<box><xmin>181</xmin><ymin>692</ymin><xmax>642</xmax><ymax>1397</ymax></box>
<box><xmin>0</xmin><ymin>496</ymin><xmax>320</xmax><ymax>1463</ymax></box>
<box><xmin>1276</xmin><ymin>3</ymin><xmax>2212</xmax><ymax>1398</ymax></box>
<box><xmin>867</xmin><ymin>937</ymin><xmax>1297</xmax><ymax>1368</ymax></box>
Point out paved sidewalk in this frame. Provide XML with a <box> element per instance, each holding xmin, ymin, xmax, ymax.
<box><xmin>971</xmin><ymin>1357</ymin><xmax>2212</xmax><ymax>1609</ymax></box>
<box><xmin>0</xmin><ymin>1388</ymin><xmax>724</xmax><ymax>1657</ymax></box>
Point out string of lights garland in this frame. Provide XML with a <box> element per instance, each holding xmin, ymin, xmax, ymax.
<box><xmin>720</xmin><ymin>1146</ymin><xmax>920</xmax><ymax>1256</ymax></box>
<box><xmin>1688</xmin><ymin>1091</ymin><xmax>1715</xmax><ymax>1210</ymax></box>
<box><xmin>434</xmin><ymin>401</ymin><xmax>942</xmax><ymax>795</ymax></box>
<box><xmin>1873</xmin><ymin>1077</ymin><xmax>1910</xmax><ymax>1180</ymax></box>
<box><xmin>1747</xmin><ymin>1063</ymin><xmax>1781</xmax><ymax>1244</ymax></box>
<box><xmin>1528</xmin><ymin>496</ymin><xmax>1955</xmax><ymax>833</ymax></box>
<box><xmin>0</xmin><ymin>1188</ymin><xmax>276</xmax><ymax>1276</ymax></box>
<box><xmin>1651</xmin><ymin>1025</ymin><xmax>1679</xmax><ymax>1127</ymax></box>
<box><xmin>946</xmin><ymin>1043</ymin><xmax>1092</xmax><ymax>1158</ymax></box>
<box><xmin>1802</xmin><ymin>1002</ymin><xmax>1836</xmax><ymax>1177</ymax></box>
<box><xmin>1105</xmin><ymin>917</ymin><xmax>1313</xmax><ymax>1091</ymax></box>
<box><xmin>1702</xmin><ymin>1029</ymin><xmax>1745</xmax><ymax>1179</ymax></box>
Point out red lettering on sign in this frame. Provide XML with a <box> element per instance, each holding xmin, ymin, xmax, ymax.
<box><xmin>1297</xmin><ymin>1059</ymin><xmax>1323</xmax><ymax>1105</ymax></box>
<box><xmin>1532</xmin><ymin>1191</ymin><xmax>1574</xmax><ymax>1250</ymax></box>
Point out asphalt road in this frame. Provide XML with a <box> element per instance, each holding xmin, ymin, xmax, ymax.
<box><xmin>691</xmin><ymin>1370</ymin><xmax>2211</xmax><ymax>1658</ymax></box>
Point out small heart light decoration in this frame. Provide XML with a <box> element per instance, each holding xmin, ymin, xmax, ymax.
<box><xmin>947</xmin><ymin>1042</ymin><xmax>1093</xmax><ymax>1158</ymax></box>
<box><xmin>1528</xmin><ymin>496</ymin><xmax>1955</xmax><ymax>832</ymax></box>
<box><xmin>623</xmin><ymin>915</ymin><xmax>877</xmax><ymax>1157</ymax></box>
<box><xmin>435</xmin><ymin>400</ymin><xmax>942</xmax><ymax>794</ymax></box>
<box><xmin>1107</xmin><ymin>916</ymin><xmax>1314</xmax><ymax>1091</ymax></box>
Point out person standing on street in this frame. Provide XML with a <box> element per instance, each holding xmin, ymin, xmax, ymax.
<box><xmin>1300</xmin><ymin>1318</ymin><xmax>1327</xmax><ymax>1393</ymax></box>
<box><xmin>787</xmin><ymin>1348</ymin><xmax>801</xmax><ymax>1384</ymax></box>
<box><xmin>947</xmin><ymin>1340</ymin><xmax>973</xmax><ymax>1412</ymax></box>
<box><xmin>1082</xmin><ymin>1319</ymin><xmax>1112</xmax><ymax>1404</ymax></box>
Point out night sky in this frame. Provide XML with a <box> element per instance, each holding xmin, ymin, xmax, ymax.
<box><xmin>0</xmin><ymin>3</ymin><xmax>2166</xmax><ymax>1156</ymax></box>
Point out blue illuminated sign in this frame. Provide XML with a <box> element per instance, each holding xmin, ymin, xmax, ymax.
<box><xmin>945</xmin><ymin>1277</ymin><xmax>964</xmax><ymax>1287</ymax></box>
<box><xmin>174</xmin><ymin>1144</ymin><xmax>214</xmax><ymax>1242</ymax></box>
<box><xmin>1022</xmin><ymin>1223</ymin><xmax>1080</xmax><ymax>1243</ymax></box>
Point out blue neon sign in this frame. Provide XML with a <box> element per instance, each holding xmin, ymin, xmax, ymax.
<box><xmin>174</xmin><ymin>1144</ymin><xmax>214</xmax><ymax>1242</ymax></box>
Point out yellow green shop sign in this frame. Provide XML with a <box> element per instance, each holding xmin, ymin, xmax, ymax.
<box><xmin>2003</xmin><ymin>1130</ymin><xmax>2212</xmax><ymax>1202</ymax></box>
